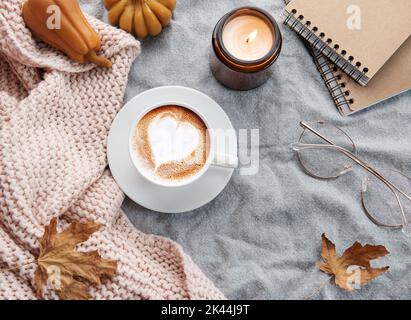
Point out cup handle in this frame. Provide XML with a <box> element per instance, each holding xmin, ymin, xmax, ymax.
<box><xmin>211</xmin><ymin>152</ymin><xmax>238</xmax><ymax>168</ymax></box>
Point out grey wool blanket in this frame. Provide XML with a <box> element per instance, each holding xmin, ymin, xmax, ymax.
<box><xmin>82</xmin><ymin>0</ymin><xmax>411</xmax><ymax>299</ymax></box>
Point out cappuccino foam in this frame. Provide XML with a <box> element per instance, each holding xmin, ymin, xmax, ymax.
<box><xmin>132</xmin><ymin>106</ymin><xmax>209</xmax><ymax>184</ymax></box>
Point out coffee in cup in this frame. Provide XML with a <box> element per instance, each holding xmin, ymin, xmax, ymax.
<box><xmin>131</xmin><ymin>105</ymin><xmax>210</xmax><ymax>186</ymax></box>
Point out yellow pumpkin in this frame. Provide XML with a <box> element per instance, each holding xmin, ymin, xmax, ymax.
<box><xmin>104</xmin><ymin>0</ymin><xmax>176</xmax><ymax>38</ymax></box>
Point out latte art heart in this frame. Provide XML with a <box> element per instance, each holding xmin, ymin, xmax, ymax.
<box><xmin>132</xmin><ymin>105</ymin><xmax>209</xmax><ymax>184</ymax></box>
<box><xmin>148</xmin><ymin>115</ymin><xmax>200</xmax><ymax>168</ymax></box>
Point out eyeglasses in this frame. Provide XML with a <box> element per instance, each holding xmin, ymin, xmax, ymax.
<box><xmin>291</xmin><ymin>121</ymin><xmax>411</xmax><ymax>236</ymax></box>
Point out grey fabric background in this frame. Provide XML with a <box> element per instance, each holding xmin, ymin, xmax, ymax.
<box><xmin>82</xmin><ymin>0</ymin><xmax>411</xmax><ymax>299</ymax></box>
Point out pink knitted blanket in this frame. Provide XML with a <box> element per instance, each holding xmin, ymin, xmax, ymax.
<box><xmin>0</xmin><ymin>0</ymin><xmax>224</xmax><ymax>299</ymax></box>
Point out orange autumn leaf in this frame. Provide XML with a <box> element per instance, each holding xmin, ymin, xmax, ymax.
<box><xmin>35</xmin><ymin>218</ymin><xmax>117</xmax><ymax>300</ymax></box>
<box><xmin>316</xmin><ymin>234</ymin><xmax>389</xmax><ymax>291</ymax></box>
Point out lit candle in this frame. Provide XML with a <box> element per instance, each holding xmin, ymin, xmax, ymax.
<box><xmin>222</xmin><ymin>15</ymin><xmax>274</xmax><ymax>62</ymax></box>
<box><xmin>210</xmin><ymin>7</ymin><xmax>282</xmax><ymax>91</ymax></box>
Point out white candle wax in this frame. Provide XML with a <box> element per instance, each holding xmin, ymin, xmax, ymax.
<box><xmin>222</xmin><ymin>14</ymin><xmax>274</xmax><ymax>61</ymax></box>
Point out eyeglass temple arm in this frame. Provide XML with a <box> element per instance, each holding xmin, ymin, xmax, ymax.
<box><xmin>300</xmin><ymin>121</ymin><xmax>336</xmax><ymax>145</ymax></box>
<box><xmin>298</xmin><ymin>122</ymin><xmax>411</xmax><ymax>202</ymax></box>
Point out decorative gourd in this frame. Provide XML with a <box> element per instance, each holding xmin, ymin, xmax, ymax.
<box><xmin>104</xmin><ymin>0</ymin><xmax>176</xmax><ymax>38</ymax></box>
<box><xmin>22</xmin><ymin>0</ymin><xmax>112</xmax><ymax>68</ymax></box>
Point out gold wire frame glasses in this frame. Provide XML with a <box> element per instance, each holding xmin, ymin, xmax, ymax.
<box><xmin>292</xmin><ymin>121</ymin><xmax>411</xmax><ymax>236</ymax></box>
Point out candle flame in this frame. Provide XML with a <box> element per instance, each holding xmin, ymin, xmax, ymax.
<box><xmin>246</xmin><ymin>29</ymin><xmax>258</xmax><ymax>43</ymax></box>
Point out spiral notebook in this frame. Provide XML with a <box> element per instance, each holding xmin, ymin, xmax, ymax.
<box><xmin>282</xmin><ymin>0</ymin><xmax>411</xmax><ymax>86</ymax></box>
<box><xmin>320</xmin><ymin>38</ymin><xmax>411</xmax><ymax>115</ymax></box>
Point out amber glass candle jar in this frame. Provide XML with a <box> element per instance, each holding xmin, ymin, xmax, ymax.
<box><xmin>211</xmin><ymin>7</ymin><xmax>282</xmax><ymax>91</ymax></box>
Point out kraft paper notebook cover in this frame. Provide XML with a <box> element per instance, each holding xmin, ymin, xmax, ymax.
<box><xmin>283</xmin><ymin>0</ymin><xmax>411</xmax><ymax>115</ymax></box>
<box><xmin>282</xmin><ymin>0</ymin><xmax>411</xmax><ymax>86</ymax></box>
<box><xmin>321</xmin><ymin>38</ymin><xmax>411</xmax><ymax>115</ymax></box>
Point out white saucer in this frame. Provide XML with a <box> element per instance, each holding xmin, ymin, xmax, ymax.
<box><xmin>107</xmin><ymin>86</ymin><xmax>236</xmax><ymax>213</ymax></box>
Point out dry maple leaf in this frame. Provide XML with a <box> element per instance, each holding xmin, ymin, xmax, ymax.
<box><xmin>35</xmin><ymin>217</ymin><xmax>118</xmax><ymax>300</ymax></box>
<box><xmin>316</xmin><ymin>234</ymin><xmax>389</xmax><ymax>291</ymax></box>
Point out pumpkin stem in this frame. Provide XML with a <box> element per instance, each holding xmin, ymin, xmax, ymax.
<box><xmin>85</xmin><ymin>50</ymin><xmax>112</xmax><ymax>68</ymax></box>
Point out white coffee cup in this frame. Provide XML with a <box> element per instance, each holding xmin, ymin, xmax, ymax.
<box><xmin>129</xmin><ymin>102</ymin><xmax>238</xmax><ymax>188</ymax></box>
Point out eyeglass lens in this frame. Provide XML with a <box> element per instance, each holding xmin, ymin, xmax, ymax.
<box><xmin>297</xmin><ymin>121</ymin><xmax>355</xmax><ymax>179</ymax></box>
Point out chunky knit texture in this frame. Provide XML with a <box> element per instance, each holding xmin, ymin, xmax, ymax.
<box><xmin>0</xmin><ymin>0</ymin><xmax>224</xmax><ymax>300</ymax></box>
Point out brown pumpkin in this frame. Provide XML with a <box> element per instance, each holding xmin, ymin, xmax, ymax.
<box><xmin>104</xmin><ymin>0</ymin><xmax>176</xmax><ymax>38</ymax></box>
<box><xmin>22</xmin><ymin>0</ymin><xmax>112</xmax><ymax>68</ymax></box>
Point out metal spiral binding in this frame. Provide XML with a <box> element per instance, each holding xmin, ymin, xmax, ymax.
<box><xmin>311</xmin><ymin>48</ymin><xmax>354</xmax><ymax>116</ymax></box>
<box><xmin>281</xmin><ymin>9</ymin><xmax>370</xmax><ymax>86</ymax></box>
